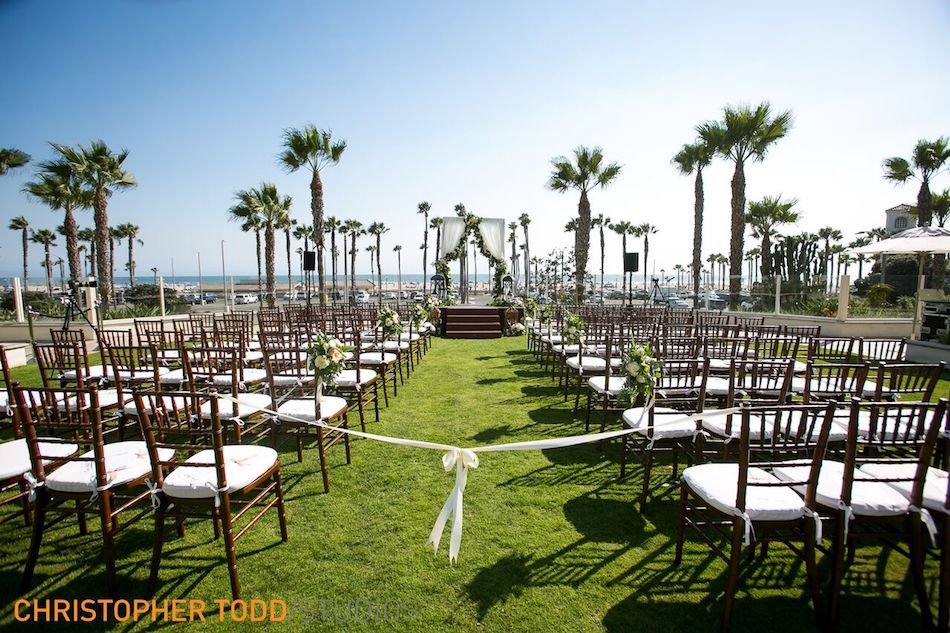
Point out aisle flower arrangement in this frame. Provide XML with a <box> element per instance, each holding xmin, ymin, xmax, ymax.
<box><xmin>561</xmin><ymin>311</ymin><xmax>585</xmax><ymax>345</ymax></box>
<box><xmin>509</xmin><ymin>322</ymin><xmax>526</xmax><ymax>336</ymax></box>
<box><xmin>621</xmin><ymin>342</ymin><xmax>662</xmax><ymax>404</ymax></box>
<box><xmin>411</xmin><ymin>304</ymin><xmax>428</xmax><ymax>330</ymax></box>
<box><xmin>306</xmin><ymin>332</ymin><xmax>354</xmax><ymax>413</ymax></box>
<box><xmin>537</xmin><ymin>304</ymin><xmax>552</xmax><ymax>325</ymax></box>
<box><xmin>378</xmin><ymin>307</ymin><xmax>404</xmax><ymax>338</ymax></box>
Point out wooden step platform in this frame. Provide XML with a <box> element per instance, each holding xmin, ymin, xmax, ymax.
<box><xmin>441</xmin><ymin>306</ymin><xmax>505</xmax><ymax>339</ymax></box>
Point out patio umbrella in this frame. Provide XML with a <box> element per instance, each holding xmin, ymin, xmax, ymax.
<box><xmin>851</xmin><ymin>226</ymin><xmax>950</xmax><ymax>339</ymax></box>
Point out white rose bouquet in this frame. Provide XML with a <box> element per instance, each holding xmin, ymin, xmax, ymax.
<box><xmin>378</xmin><ymin>307</ymin><xmax>404</xmax><ymax>338</ymax></box>
<box><xmin>621</xmin><ymin>342</ymin><xmax>662</xmax><ymax>404</ymax></box>
<box><xmin>537</xmin><ymin>304</ymin><xmax>552</xmax><ymax>325</ymax></box>
<box><xmin>562</xmin><ymin>311</ymin><xmax>585</xmax><ymax>346</ymax></box>
<box><xmin>423</xmin><ymin>295</ymin><xmax>441</xmax><ymax>311</ymax></box>
<box><xmin>411</xmin><ymin>304</ymin><xmax>428</xmax><ymax>329</ymax></box>
<box><xmin>509</xmin><ymin>323</ymin><xmax>526</xmax><ymax>336</ymax></box>
<box><xmin>306</xmin><ymin>332</ymin><xmax>353</xmax><ymax>385</ymax></box>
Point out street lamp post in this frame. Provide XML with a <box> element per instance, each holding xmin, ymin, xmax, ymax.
<box><xmin>197</xmin><ymin>251</ymin><xmax>204</xmax><ymax>304</ymax></box>
<box><xmin>220</xmin><ymin>240</ymin><xmax>228</xmax><ymax>311</ymax></box>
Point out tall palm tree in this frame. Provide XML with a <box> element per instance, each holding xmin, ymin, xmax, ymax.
<box><xmin>108</xmin><ymin>225</ymin><xmax>125</xmax><ymax>299</ymax></box>
<box><xmin>346</xmin><ymin>221</ymin><xmax>364</xmax><ymax>298</ymax></box>
<box><xmin>817</xmin><ymin>227</ymin><xmax>843</xmax><ymax>291</ymax></box>
<box><xmin>429</xmin><ymin>216</ymin><xmax>444</xmax><ymax>279</ymax></box>
<box><xmin>292</xmin><ymin>221</ymin><xmax>312</xmax><ymax>295</ymax></box>
<box><xmin>745</xmin><ymin>195</ymin><xmax>800</xmax><ymax>281</ymax></box>
<box><xmin>0</xmin><ymin>148</ymin><xmax>30</xmax><ymax>175</ymax></box>
<box><xmin>366</xmin><ymin>245</ymin><xmax>376</xmax><ymax>291</ymax></box>
<box><xmin>393</xmin><ymin>244</ymin><xmax>403</xmax><ymax>305</ymax></box>
<box><xmin>933</xmin><ymin>188</ymin><xmax>950</xmax><ymax>228</ymax></box>
<box><xmin>848</xmin><ymin>236</ymin><xmax>871</xmax><ymax>280</ymax></box>
<box><xmin>417</xmin><ymin>201</ymin><xmax>431</xmax><ymax>292</ymax></box>
<box><xmin>592</xmin><ymin>214</ymin><xmax>610</xmax><ymax>301</ymax></box>
<box><xmin>229</xmin><ymin>209</ymin><xmax>263</xmax><ymax>301</ymax></box>
<box><xmin>672</xmin><ymin>139</ymin><xmax>714</xmax><ymax>301</ymax></box>
<box><xmin>8</xmin><ymin>216</ymin><xmax>30</xmax><ymax>289</ymax></box>
<box><xmin>116</xmin><ymin>222</ymin><xmax>142</xmax><ymax>287</ymax></box>
<box><xmin>716</xmin><ymin>254</ymin><xmax>729</xmax><ymax>290</ymax></box>
<box><xmin>547</xmin><ymin>146</ymin><xmax>622</xmax><ymax>301</ymax></box>
<box><xmin>636</xmin><ymin>223</ymin><xmax>657</xmax><ymax>291</ymax></box>
<box><xmin>861</xmin><ymin>227</ymin><xmax>891</xmax><ymax>284</ymax></box>
<box><xmin>324</xmin><ymin>217</ymin><xmax>341</xmax><ymax>298</ymax></box>
<box><xmin>744</xmin><ymin>248</ymin><xmax>760</xmax><ymax>288</ymax></box>
<box><xmin>883</xmin><ymin>137</ymin><xmax>950</xmax><ymax>227</ymax></box>
<box><xmin>707</xmin><ymin>253</ymin><xmax>718</xmax><ymax>289</ymax></box>
<box><xmin>229</xmin><ymin>183</ymin><xmax>291</xmax><ymax>307</ymax></box>
<box><xmin>278</xmin><ymin>125</ymin><xmax>346</xmax><ymax>304</ymax></box>
<box><xmin>610</xmin><ymin>221</ymin><xmax>635</xmax><ymax>304</ymax></box>
<box><xmin>77</xmin><ymin>227</ymin><xmax>96</xmax><ymax>281</ymax></box>
<box><xmin>53</xmin><ymin>141</ymin><xmax>136</xmax><ymax>310</ymax></box>
<box><xmin>367</xmin><ymin>222</ymin><xmax>389</xmax><ymax>306</ymax></box>
<box><xmin>508</xmin><ymin>221</ymin><xmax>519</xmax><ymax>285</ymax></box>
<box><xmin>519</xmin><ymin>213</ymin><xmax>531</xmax><ymax>293</ymax></box>
<box><xmin>830</xmin><ymin>244</ymin><xmax>847</xmax><ymax>291</ymax></box>
<box><xmin>698</xmin><ymin>103</ymin><xmax>793</xmax><ymax>305</ymax></box>
<box><xmin>673</xmin><ymin>263</ymin><xmax>684</xmax><ymax>289</ymax></box>
<box><xmin>31</xmin><ymin>229</ymin><xmax>57</xmax><ymax>296</ymax></box>
<box><xmin>23</xmin><ymin>154</ymin><xmax>94</xmax><ymax>299</ymax></box>
<box><xmin>279</xmin><ymin>214</ymin><xmax>295</xmax><ymax>301</ymax></box>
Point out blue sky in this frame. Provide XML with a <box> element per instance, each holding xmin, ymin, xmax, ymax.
<box><xmin>2</xmin><ymin>0</ymin><xmax>948</xmax><ymax>279</ymax></box>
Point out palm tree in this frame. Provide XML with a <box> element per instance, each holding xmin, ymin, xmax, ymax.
<box><xmin>0</xmin><ymin>148</ymin><xmax>30</xmax><ymax>175</ymax></box>
<box><xmin>116</xmin><ymin>222</ymin><xmax>142</xmax><ymax>287</ymax></box>
<box><xmin>150</xmin><ymin>266</ymin><xmax>159</xmax><ymax>285</ymax></box>
<box><xmin>547</xmin><ymin>146</ymin><xmax>622</xmax><ymax>301</ymax></box>
<box><xmin>429</xmin><ymin>216</ymin><xmax>444</xmax><ymax>278</ymax></box>
<box><xmin>229</xmin><ymin>209</ymin><xmax>264</xmax><ymax>301</ymax></box>
<box><xmin>745</xmin><ymin>195</ymin><xmax>800</xmax><ymax>281</ymax></box>
<box><xmin>366</xmin><ymin>245</ymin><xmax>376</xmax><ymax>291</ymax></box>
<box><xmin>817</xmin><ymin>227</ymin><xmax>843</xmax><ymax>291</ymax></box>
<box><xmin>324</xmin><ymin>217</ymin><xmax>341</xmax><ymax>298</ymax></box>
<box><xmin>367</xmin><ymin>222</ymin><xmax>389</xmax><ymax>306</ymax></box>
<box><xmin>8</xmin><ymin>216</ymin><xmax>30</xmax><ymax>289</ymax></box>
<box><xmin>519</xmin><ymin>213</ymin><xmax>531</xmax><ymax>293</ymax></box>
<box><xmin>417</xmin><ymin>201</ymin><xmax>431</xmax><ymax>292</ymax></box>
<box><xmin>229</xmin><ymin>183</ymin><xmax>291</xmax><ymax>307</ymax></box>
<box><xmin>636</xmin><ymin>223</ymin><xmax>657</xmax><ymax>291</ymax></box>
<box><xmin>77</xmin><ymin>227</ymin><xmax>96</xmax><ymax>280</ymax></box>
<box><xmin>673</xmin><ymin>263</ymin><xmax>684</xmax><ymax>290</ymax></box>
<box><xmin>592</xmin><ymin>214</ymin><xmax>610</xmax><ymax>301</ymax></box>
<box><xmin>279</xmin><ymin>214</ymin><xmax>295</xmax><ymax>302</ymax></box>
<box><xmin>53</xmin><ymin>141</ymin><xmax>136</xmax><ymax>310</ymax></box>
<box><xmin>292</xmin><ymin>221</ymin><xmax>312</xmax><ymax>295</ymax></box>
<box><xmin>744</xmin><ymin>248</ymin><xmax>760</xmax><ymax>288</ymax></box>
<box><xmin>108</xmin><ymin>225</ymin><xmax>124</xmax><ymax>298</ymax></box>
<box><xmin>610</xmin><ymin>221</ymin><xmax>635</xmax><ymax>304</ymax></box>
<box><xmin>31</xmin><ymin>229</ymin><xmax>57</xmax><ymax>296</ymax></box>
<box><xmin>278</xmin><ymin>125</ymin><xmax>346</xmax><ymax>304</ymax></box>
<box><xmin>698</xmin><ymin>103</ymin><xmax>793</xmax><ymax>305</ymax></box>
<box><xmin>345</xmin><ymin>220</ymin><xmax>364</xmax><ymax>298</ymax></box>
<box><xmin>716</xmin><ymin>254</ymin><xmax>729</xmax><ymax>290</ymax></box>
<box><xmin>673</xmin><ymin>139</ymin><xmax>714</xmax><ymax>301</ymax></box>
<box><xmin>933</xmin><ymin>188</ymin><xmax>950</xmax><ymax>228</ymax></box>
<box><xmin>393</xmin><ymin>244</ymin><xmax>403</xmax><ymax>305</ymax></box>
<box><xmin>861</xmin><ymin>227</ymin><xmax>891</xmax><ymax>284</ymax></box>
<box><xmin>707</xmin><ymin>253</ymin><xmax>718</xmax><ymax>289</ymax></box>
<box><xmin>508</xmin><ymin>221</ymin><xmax>519</xmax><ymax>285</ymax></box>
<box><xmin>848</xmin><ymin>236</ymin><xmax>871</xmax><ymax>280</ymax></box>
<box><xmin>830</xmin><ymin>244</ymin><xmax>847</xmax><ymax>291</ymax></box>
<box><xmin>23</xmin><ymin>153</ymin><xmax>94</xmax><ymax>299</ymax></box>
<box><xmin>883</xmin><ymin>137</ymin><xmax>950</xmax><ymax>227</ymax></box>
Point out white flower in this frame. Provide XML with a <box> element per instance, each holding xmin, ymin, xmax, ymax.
<box><xmin>625</xmin><ymin>361</ymin><xmax>640</xmax><ymax>375</ymax></box>
<box><xmin>329</xmin><ymin>338</ymin><xmax>342</xmax><ymax>348</ymax></box>
<box><xmin>636</xmin><ymin>374</ymin><xmax>646</xmax><ymax>384</ymax></box>
<box><xmin>313</xmin><ymin>355</ymin><xmax>330</xmax><ymax>369</ymax></box>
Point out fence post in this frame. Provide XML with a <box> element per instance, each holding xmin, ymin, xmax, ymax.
<box><xmin>84</xmin><ymin>285</ymin><xmax>98</xmax><ymax>326</ymax></box>
<box><xmin>837</xmin><ymin>275</ymin><xmax>850</xmax><ymax>322</ymax></box>
<box><xmin>158</xmin><ymin>276</ymin><xmax>166</xmax><ymax>317</ymax></box>
<box><xmin>12</xmin><ymin>277</ymin><xmax>25</xmax><ymax>323</ymax></box>
<box><xmin>773</xmin><ymin>275</ymin><xmax>781</xmax><ymax>314</ymax></box>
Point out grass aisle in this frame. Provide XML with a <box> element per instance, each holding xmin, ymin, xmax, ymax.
<box><xmin>0</xmin><ymin>337</ymin><xmax>934</xmax><ymax>631</ymax></box>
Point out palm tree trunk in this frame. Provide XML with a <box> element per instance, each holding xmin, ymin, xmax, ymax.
<box><xmin>285</xmin><ymin>229</ymin><xmax>292</xmax><ymax>302</ymax></box>
<box><xmin>523</xmin><ymin>226</ymin><xmax>531</xmax><ymax>294</ymax></box>
<box><xmin>330</xmin><ymin>230</ymin><xmax>338</xmax><ymax>298</ymax></box>
<box><xmin>94</xmin><ymin>190</ymin><xmax>111</xmax><ymax>309</ymax></box>
<box><xmin>128</xmin><ymin>238</ymin><xmax>136</xmax><ymax>287</ymax></box>
<box><xmin>575</xmin><ymin>190</ymin><xmax>591</xmax><ymax>302</ymax></box>
<box><xmin>692</xmin><ymin>168</ymin><xmax>704</xmax><ymax>305</ymax></box>
<box><xmin>728</xmin><ymin>161</ymin><xmax>746</xmax><ymax>308</ymax></box>
<box><xmin>255</xmin><ymin>229</ymin><xmax>263</xmax><ymax>300</ymax></box>
<box><xmin>310</xmin><ymin>169</ymin><xmax>326</xmax><ymax>304</ymax></box>
<box><xmin>599</xmin><ymin>226</ymin><xmax>605</xmax><ymax>301</ymax></box>
<box><xmin>350</xmin><ymin>233</ymin><xmax>358</xmax><ymax>297</ymax></box>
<box><xmin>109</xmin><ymin>237</ymin><xmax>116</xmax><ymax>303</ymax></box>
<box><xmin>643</xmin><ymin>235</ymin><xmax>649</xmax><ymax>291</ymax></box>
<box><xmin>376</xmin><ymin>235</ymin><xmax>382</xmax><ymax>307</ymax></box>
<box><xmin>621</xmin><ymin>234</ymin><xmax>628</xmax><ymax>305</ymax></box>
<box><xmin>63</xmin><ymin>207</ymin><xmax>81</xmax><ymax>301</ymax></box>
<box><xmin>422</xmin><ymin>213</ymin><xmax>428</xmax><ymax>294</ymax></box>
<box><xmin>44</xmin><ymin>246</ymin><xmax>53</xmax><ymax>296</ymax></box>
<box><xmin>21</xmin><ymin>228</ymin><xmax>29</xmax><ymax>291</ymax></box>
<box><xmin>342</xmin><ymin>235</ymin><xmax>349</xmax><ymax>299</ymax></box>
<box><xmin>761</xmin><ymin>236</ymin><xmax>771</xmax><ymax>281</ymax></box>
<box><xmin>265</xmin><ymin>222</ymin><xmax>275</xmax><ymax>307</ymax></box>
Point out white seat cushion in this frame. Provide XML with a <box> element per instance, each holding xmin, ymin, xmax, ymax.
<box><xmin>360</xmin><ymin>352</ymin><xmax>398</xmax><ymax>365</ymax></box>
<box><xmin>271</xmin><ymin>372</ymin><xmax>316</xmax><ymax>387</ymax></box>
<box><xmin>333</xmin><ymin>369</ymin><xmax>378</xmax><ymax>388</ymax></box>
<box><xmin>566</xmin><ymin>356</ymin><xmax>621</xmax><ymax>373</ymax></box>
<box><xmin>772</xmin><ymin>460</ymin><xmax>910</xmax><ymax>517</ymax></box>
<box><xmin>702</xmin><ymin>411</ymin><xmax>772</xmax><ymax>440</ymax></box>
<box><xmin>122</xmin><ymin>395</ymin><xmax>193</xmax><ymax>417</ymax></box>
<box><xmin>703</xmin><ymin>376</ymin><xmax>730</xmax><ymax>397</ymax></box>
<box><xmin>210</xmin><ymin>368</ymin><xmax>268</xmax><ymax>387</ymax></box>
<box><xmin>0</xmin><ymin>438</ymin><xmax>79</xmax><ymax>481</ymax></box>
<box><xmin>276</xmin><ymin>396</ymin><xmax>348</xmax><ymax>422</ymax></box>
<box><xmin>382</xmin><ymin>341</ymin><xmax>410</xmax><ymax>351</ymax></box>
<box><xmin>1</xmin><ymin>389</ymin><xmax>65</xmax><ymax>414</ymax></box>
<box><xmin>588</xmin><ymin>375</ymin><xmax>626</xmax><ymax>395</ymax></box>
<box><xmin>623</xmin><ymin>406</ymin><xmax>697</xmax><ymax>439</ymax></box>
<box><xmin>682</xmin><ymin>463</ymin><xmax>807</xmax><ymax>522</ymax></box>
<box><xmin>243</xmin><ymin>351</ymin><xmax>265</xmax><ymax>364</ymax></box>
<box><xmin>58</xmin><ymin>389</ymin><xmax>125</xmax><ymax>412</ymax></box>
<box><xmin>398</xmin><ymin>333</ymin><xmax>421</xmax><ymax>342</ymax></box>
<box><xmin>114</xmin><ymin>367</ymin><xmax>170</xmax><ymax>382</ymax></box>
<box><xmin>162</xmin><ymin>445</ymin><xmax>278</xmax><ymax>500</ymax></box>
<box><xmin>159</xmin><ymin>368</ymin><xmax>188</xmax><ymax>385</ymax></box>
<box><xmin>46</xmin><ymin>441</ymin><xmax>174</xmax><ymax>494</ymax></box>
<box><xmin>860</xmin><ymin>463</ymin><xmax>949</xmax><ymax>515</ymax></box>
<box><xmin>200</xmin><ymin>392</ymin><xmax>272</xmax><ymax>420</ymax></box>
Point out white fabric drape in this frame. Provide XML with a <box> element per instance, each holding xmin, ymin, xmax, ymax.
<box><xmin>478</xmin><ymin>219</ymin><xmax>506</xmax><ymax>261</ymax></box>
<box><xmin>439</xmin><ymin>217</ymin><xmax>466</xmax><ymax>259</ymax></box>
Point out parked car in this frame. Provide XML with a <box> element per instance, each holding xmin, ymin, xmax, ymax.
<box><xmin>383</xmin><ymin>292</ymin><xmax>397</xmax><ymax>300</ymax></box>
<box><xmin>184</xmin><ymin>293</ymin><xmax>202</xmax><ymax>305</ymax></box>
<box><xmin>234</xmin><ymin>293</ymin><xmax>258</xmax><ymax>304</ymax></box>
<box><xmin>667</xmin><ymin>297</ymin><xmax>690</xmax><ymax>309</ymax></box>
<box><xmin>202</xmin><ymin>292</ymin><xmax>217</xmax><ymax>303</ymax></box>
<box><xmin>352</xmin><ymin>291</ymin><xmax>370</xmax><ymax>304</ymax></box>
<box><xmin>412</xmin><ymin>292</ymin><xmax>425</xmax><ymax>303</ymax></box>
<box><xmin>282</xmin><ymin>291</ymin><xmax>300</xmax><ymax>300</ymax></box>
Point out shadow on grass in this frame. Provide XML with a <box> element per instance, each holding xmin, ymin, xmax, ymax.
<box><xmin>471</xmin><ymin>425</ymin><xmax>513</xmax><ymax>443</ymax></box>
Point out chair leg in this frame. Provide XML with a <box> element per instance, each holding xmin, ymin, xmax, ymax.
<box><xmin>828</xmin><ymin>510</ymin><xmax>848</xmax><ymax>627</ymax></box>
<box><xmin>219</xmin><ymin>494</ymin><xmax>241</xmax><ymax>600</ymax></box>
<box><xmin>355</xmin><ymin>389</ymin><xmax>366</xmax><ymax>432</ymax></box>
<box><xmin>343</xmin><ymin>414</ymin><xmax>352</xmax><ymax>464</ymax></box>
<box><xmin>939</xmin><ymin>514</ymin><xmax>950</xmax><ymax>633</ymax></box>
<box><xmin>373</xmin><ymin>383</ymin><xmax>380</xmax><ymax>422</ymax></box>
<box><xmin>77</xmin><ymin>500</ymin><xmax>88</xmax><ymax>534</ymax></box>
<box><xmin>720</xmin><ymin>519</ymin><xmax>745</xmax><ymax>632</ymax></box>
<box><xmin>316</xmin><ymin>426</ymin><xmax>330</xmax><ymax>494</ymax></box>
<box><xmin>674</xmin><ymin>484</ymin><xmax>687</xmax><ymax>565</ymax></box>
<box><xmin>99</xmin><ymin>493</ymin><xmax>118</xmax><ymax>597</ymax></box>
<box><xmin>619</xmin><ymin>435</ymin><xmax>628</xmax><ymax>479</ymax></box>
<box><xmin>909</xmin><ymin>513</ymin><xmax>933</xmax><ymax>628</ymax></box>
<box><xmin>639</xmin><ymin>449</ymin><xmax>653</xmax><ymax>513</ymax></box>
<box><xmin>274</xmin><ymin>469</ymin><xmax>288</xmax><ymax>542</ymax></box>
<box><xmin>20</xmin><ymin>494</ymin><xmax>48</xmax><ymax>592</ymax></box>
<box><xmin>17</xmin><ymin>480</ymin><xmax>32</xmax><ymax>527</ymax></box>
<box><xmin>584</xmin><ymin>390</ymin><xmax>593</xmax><ymax>432</ymax></box>
<box><xmin>148</xmin><ymin>506</ymin><xmax>167</xmax><ymax>597</ymax></box>
<box><xmin>803</xmin><ymin>519</ymin><xmax>824</xmax><ymax>629</ymax></box>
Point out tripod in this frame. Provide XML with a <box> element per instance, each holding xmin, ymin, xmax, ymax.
<box><xmin>649</xmin><ymin>278</ymin><xmax>667</xmax><ymax>305</ymax></box>
<box><xmin>61</xmin><ymin>292</ymin><xmax>98</xmax><ymax>332</ymax></box>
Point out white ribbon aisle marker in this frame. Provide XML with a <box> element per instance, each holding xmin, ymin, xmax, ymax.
<box><xmin>215</xmin><ymin>394</ymin><xmax>739</xmax><ymax>564</ymax></box>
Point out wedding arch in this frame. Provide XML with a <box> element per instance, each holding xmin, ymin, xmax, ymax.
<box><xmin>436</xmin><ymin>211</ymin><xmax>508</xmax><ymax>298</ymax></box>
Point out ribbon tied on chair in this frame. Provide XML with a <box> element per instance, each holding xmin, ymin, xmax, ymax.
<box><xmin>427</xmin><ymin>448</ymin><xmax>479</xmax><ymax>564</ymax></box>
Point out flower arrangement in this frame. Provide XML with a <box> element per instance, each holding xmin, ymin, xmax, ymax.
<box><xmin>561</xmin><ymin>311</ymin><xmax>585</xmax><ymax>345</ymax></box>
<box><xmin>523</xmin><ymin>297</ymin><xmax>538</xmax><ymax>316</ymax></box>
<box><xmin>306</xmin><ymin>332</ymin><xmax>353</xmax><ymax>385</ymax></box>
<box><xmin>509</xmin><ymin>323</ymin><xmax>526</xmax><ymax>336</ymax></box>
<box><xmin>621</xmin><ymin>342</ymin><xmax>662</xmax><ymax>404</ymax></box>
<box><xmin>378</xmin><ymin>307</ymin><xmax>404</xmax><ymax>338</ymax></box>
<box><xmin>537</xmin><ymin>304</ymin><xmax>552</xmax><ymax>324</ymax></box>
<box><xmin>423</xmin><ymin>295</ymin><xmax>441</xmax><ymax>311</ymax></box>
<box><xmin>411</xmin><ymin>304</ymin><xmax>428</xmax><ymax>329</ymax></box>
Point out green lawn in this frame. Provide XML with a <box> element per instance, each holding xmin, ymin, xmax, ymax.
<box><xmin>0</xmin><ymin>337</ymin><xmax>943</xmax><ymax>631</ymax></box>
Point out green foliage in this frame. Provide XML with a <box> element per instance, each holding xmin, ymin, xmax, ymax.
<box><xmin>853</xmin><ymin>255</ymin><xmax>921</xmax><ymax>298</ymax></box>
<box><xmin>1</xmin><ymin>290</ymin><xmax>63</xmax><ymax>316</ymax></box>
<box><xmin>123</xmin><ymin>284</ymin><xmax>185</xmax><ymax>309</ymax></box>
<box><xmin>866</xmin><ymin>283</ymin><xmax>895</xmax><ymax>307</ymax></box>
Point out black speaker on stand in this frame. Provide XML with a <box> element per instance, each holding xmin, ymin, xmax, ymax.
<box><xmin>623</xmin><ymin>253</ymin><xmax>639</xmax><ymax>304</ymax></box>
<box><xmin>303</xmin><ymin>251</ymin><xmax>316</xmax><ymax>305</ymax></box>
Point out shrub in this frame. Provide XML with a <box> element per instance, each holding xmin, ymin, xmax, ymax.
<box><xmin>866</xmin><ymin>283</ymin><xmax>894</xmax><ymax>307</ymax></box>
<box><xmin>0</xmin><ymin>290</ymin><xmax>64</xmax><ymax>316</ymax></box>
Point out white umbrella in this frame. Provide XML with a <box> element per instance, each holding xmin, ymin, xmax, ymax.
<box><xmin>850</xmin><ymin>226</ymin><xmax>950</xmax><ymax>339</ymax></box>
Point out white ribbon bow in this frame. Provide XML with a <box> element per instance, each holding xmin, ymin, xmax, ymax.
<box><xmin>23</xmin><ymin>472</ymin><xmax>44</xmax><ymax>503</ymax></box>
<box><xmin>427</xmin><ymin>448</ymin><xmax>480</xmax><ymax>564</ymax></box>
<box><xmin>145</xmin><ymin>478</ymin><xmax>162</xmax><ymax>509</ymax></box>
<box><xmin>910</xmin><ymin>504</ymin><xmax>938</xmax><ymax>548</ymax></box>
